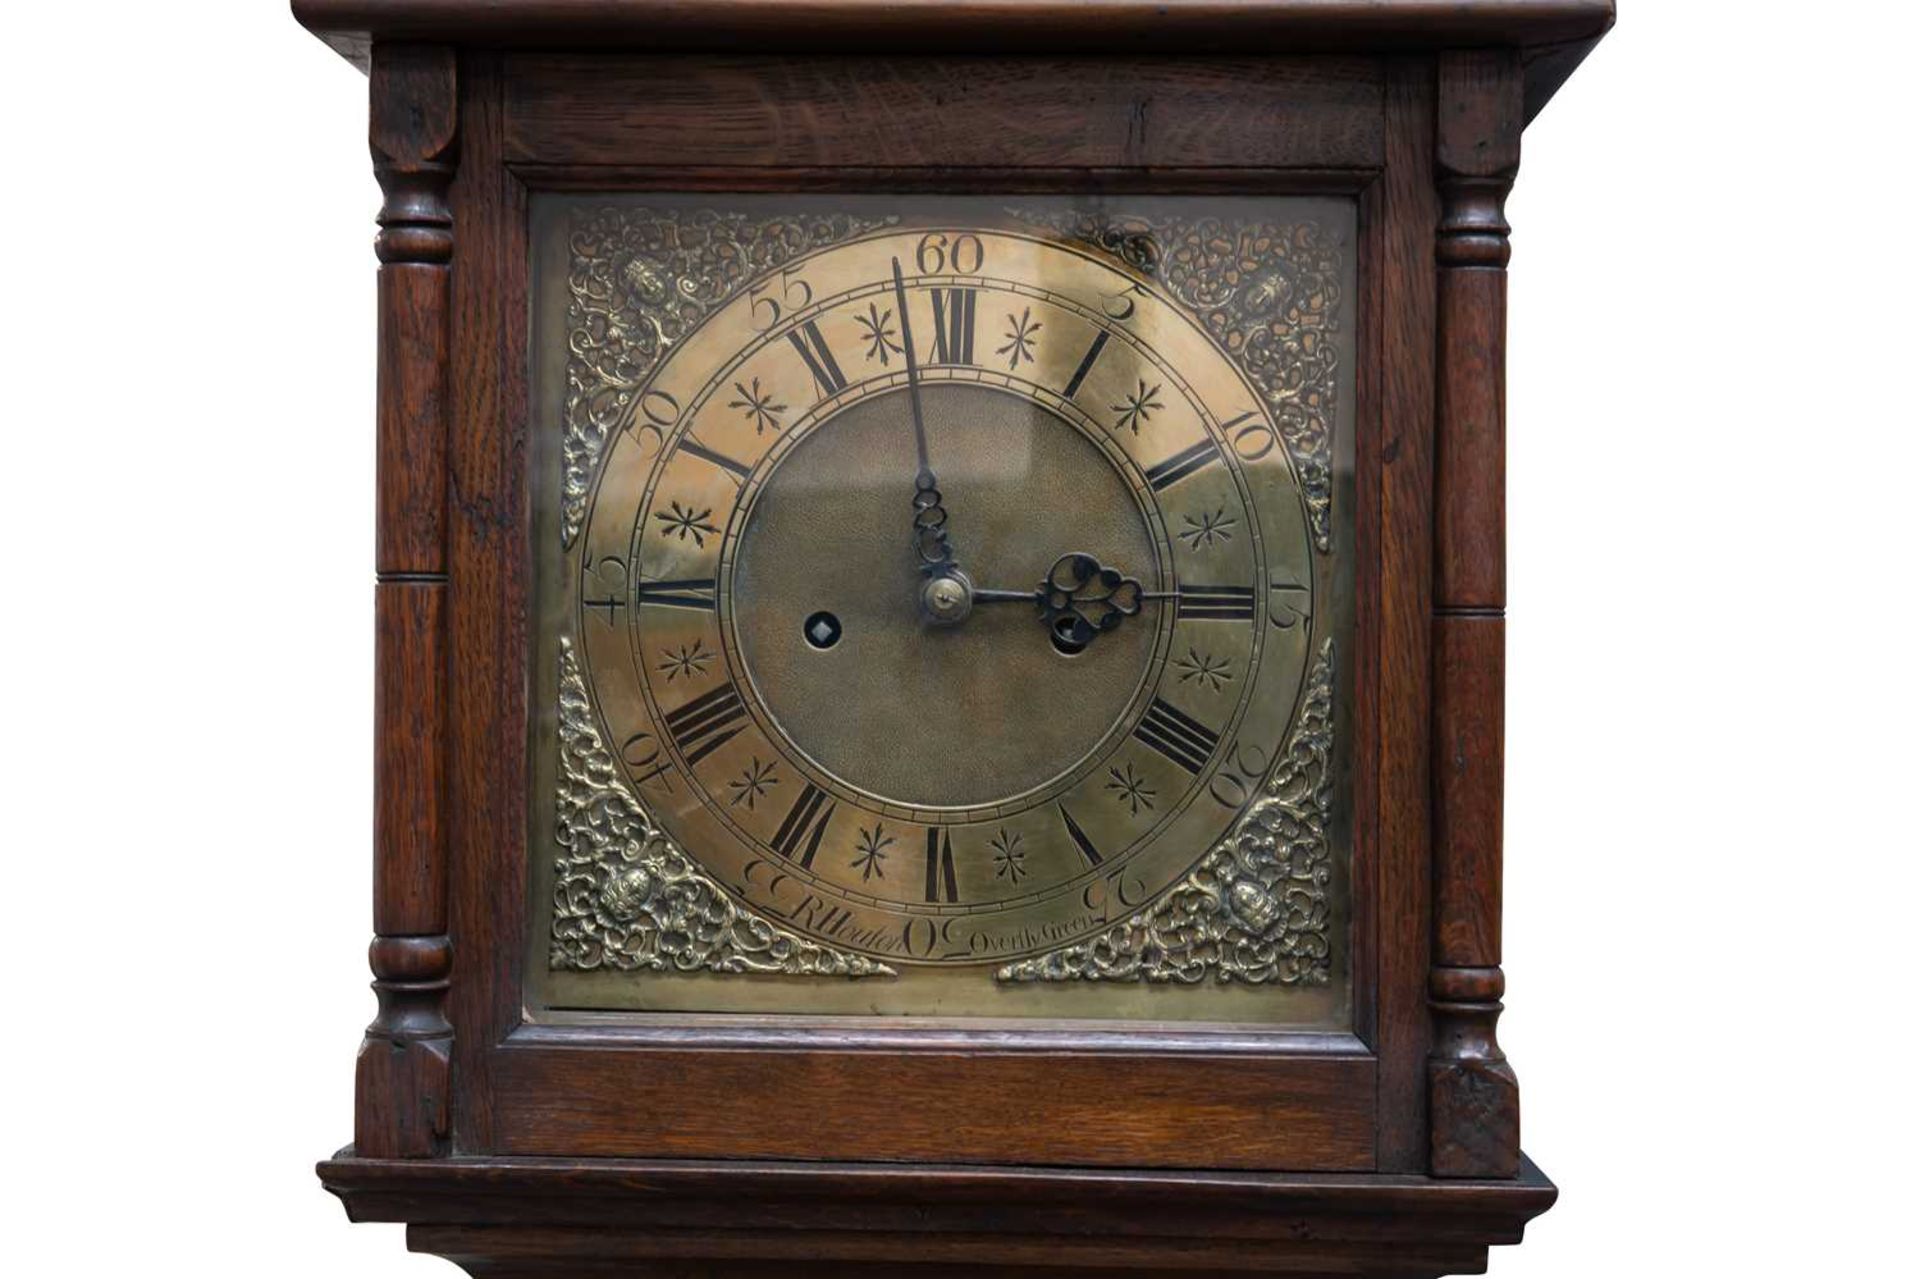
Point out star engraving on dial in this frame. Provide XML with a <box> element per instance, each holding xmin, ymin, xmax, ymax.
<box><xmin>996</xmin><ymin>307</ymin><xmax>1041</xmax><ymax>370</ymax></box>
<box><xmin>850</xmin><ymin>822</ymin><xmax>894</xmax><ymax>882</ymax></box>
<box><xmin>656</xmin><ymin>638</ymin><xmax>714</xmax><ymax>683</ymax></box>
<box><xmin>855</xmin><ymin>302</ymin><xmax>903</xmax><ymax>366</ymax></box>
<box><xmin>990</xmin><ymin>828</ymin><xmax>1027</xmax><ymax>883</ymax></box>
<box><xmin>1174</xmin><ymin>646</ymin><xmax>1234</xmax><ymax>692</ymax></box>
<box><xmin>728</xmin><ymin>377</ymin><xmax>788</xmax><ymax>434</ymax></box>
<box><xmin>1179</xmin><ymin>506</ymin><xmax>1238</xmax><ymax>550</ymax></box>
<box><xmin>1111</xmin><ymin>379</ymin><xmax>1165</xmax><ymax>435</ymax></box>
<box><xmin>1105</xmin><ymin>762</ymin><xmax>1158</xmax><ymax>816</ymax></box>
<box><xmin>655</xmin><ymin>499</ymin><xmax>720</xmax><ymax>547</ymax></box>
<box><xmin>726</xmin><ymin>756</ymin><xmax>780</xmax><ymax>810</ymax></box>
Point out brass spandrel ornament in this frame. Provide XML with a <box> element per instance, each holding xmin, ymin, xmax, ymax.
<box><xmin>550</xmin><ymin>636</ymin><xmax>897</xmax><ymax>978</ymax></box>
<box><xmin>997</xmin><ymin>637</ymin><xmax>1335</xmax><ymax>985</ymax></box>
<box><xmin>562</xmin><ymin>208</ymin><xmax>897</xmax><ymax>548</ymax></box>
<box><xmin>1008</xmin><ymin>208</ymin><xmax>1348</xmax><ymax>552</ymax></box>
<box><xmin>530</xmin><ymin>195</ymin><xmax>1355</xmax><ymax>1022</ymax></box>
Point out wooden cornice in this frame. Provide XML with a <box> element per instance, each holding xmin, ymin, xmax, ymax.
<box><xmin>293</xmin><ymin>0</ymin><xmax>1614</xmax><ymax>120</ymax></box>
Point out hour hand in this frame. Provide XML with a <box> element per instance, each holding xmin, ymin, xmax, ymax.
<box><xmin>911</xmin><ymin>468</ymin><xmax>956</xmax><ymax>574</ymax></box>
<box><xmin>973</xmin><ymin>552</ymin><xmax>1151</xmax><ymax>649</ymax></box>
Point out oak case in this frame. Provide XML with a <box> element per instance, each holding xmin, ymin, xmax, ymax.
<box><xmin>494</xmin><ymin>63</ymin><xmax>1379</xmax><ymax>1174</ymax></box>
<box><xmin>301</xmin><ymin>3</ymin><xmax>1612</xmax><ymax>1274</ymax></box>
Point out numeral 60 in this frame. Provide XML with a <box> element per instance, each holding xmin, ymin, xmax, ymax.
<box><xmin>915</xmin><ymin>232</ymin><xmax>984</xmax><ymax>275</ymax></box>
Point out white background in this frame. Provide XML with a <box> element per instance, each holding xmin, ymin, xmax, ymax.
<box><xmin>4</xmin><ymin>2</ymin><xmax>1914</xmax><ymax>1274</ymax></box>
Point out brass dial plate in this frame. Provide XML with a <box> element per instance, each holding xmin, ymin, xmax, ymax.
<box><xmin>529</xmin><ymin>196</ymin><xmax>1355</xmax><ymax>1023</ymax></box>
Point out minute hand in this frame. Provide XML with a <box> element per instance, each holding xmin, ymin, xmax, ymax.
<box><xmin>892</xmin><ymin>257</ymin><xmax>956</xmax><ymax>575</ymax></box>
<box><xmin>972</xmin><ymin>553</ymin><xmax>1173</xmax><ymax>648</ymax></box>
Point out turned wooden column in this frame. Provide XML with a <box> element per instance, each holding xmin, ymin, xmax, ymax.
<box><xmin>356</xmin><ymin>43</ymin><xmax>457</xmax><ymax>1160</ymax></box>
<box><xmin>1429</xmin><ymin>49</ymin><xmax>1523</xmax><ymax>1180</ymax></box>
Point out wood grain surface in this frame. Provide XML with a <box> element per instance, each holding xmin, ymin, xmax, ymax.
<box><xmin>319</xmin><ymin>1151</ymin><xmax>1558</xmax><ymax>1277</ymax></box>
<box><xmin>360</xmin><ymin>41</ymin><xmax>458</xmax><ymax>1161</ymax></box>
<box><xmin>504</xmin><ymin>55</ymin><xmax>1384</xmax><ymax>171</ymax></box>
<box><xmin>1427</xmin><ymin>48</ymin><xmax>1524</xmax><ymax>1180</ymax></box>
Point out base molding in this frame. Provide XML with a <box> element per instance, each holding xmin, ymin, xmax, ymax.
<box><xmin>319</xmin><ymin>1150</ymin><xmax>1556</xmax><ymax>1278</ymax></box>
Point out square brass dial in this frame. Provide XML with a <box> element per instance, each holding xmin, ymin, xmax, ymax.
<box><xmin>527</xmin><ymin>194</ymin><xmax>1357</xmax><ymax>1025</ymax></box>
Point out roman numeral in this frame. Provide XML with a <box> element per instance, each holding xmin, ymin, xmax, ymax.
<box><xmin>787</xmin><ymin>320</ymin><xmax>848</xmax><ymax>396</ymax></box>
<box><xmin>1058</xmin><ymin>804</ymin><xmax>1103</xmax><ymax>867</ymax></box>
<box><xmin>771</xmin><ymin>782</ymin><xmax>835</xmax><ymax>869</ymax></box>
<box><xmin>663</xmin><ymin>682</ymin><xmax>748</xmax><ymax>766</ymax></box>
<box><xmin>1144</xmin><ymin>438</ymin><xmax>1223</xmax><ymax>491</ymax></box>
<box><xmin>1062</xmin><ymin>329</ymin><xmax>1110</xmax><ymax>399</ymax></box>
<box><xmin>924</xmin><ymin>828</ymin><xmax>959</xmax><ymax>903</ymax></box>
<box><xmin>1176</xmin><ymin>584</ymin><xmax>1256</xmax><ymax>621</ymax></box>
<box><xmin>1133</xmin><ymin>698</ymin><xmax>1221</xmax><ymax>776</ymax></box>
<box><xmin>636</xmin><ymin>577</ymin><xmax>718</xmax><ymax>611</ymax></box>
<box><xmin>928</xmin><ymin>287</ymin><xmax>977</xmax><ymax>365</ymax></box>
<box><xmin>678</xmin><ymin>438</ymin><xmax>752</xmax><ymax>483</ymax></box>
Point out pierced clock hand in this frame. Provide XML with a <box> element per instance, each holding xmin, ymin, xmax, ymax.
<box><xmin>971</xmin><ymin>552</ymin><xmax>1173</xmax><ymax>649</ymax></box>
<box><xmin>892</xmin><ymin>256</ymin><xmax>957</xmax><ymax>578</ymax></box>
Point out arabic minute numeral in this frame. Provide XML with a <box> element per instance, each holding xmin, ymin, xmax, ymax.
<box><xmin>914</xmin><ymin>231</ymin><xmax>984</xmax><ymax>275</ymax></box>
<box><xmin>1208</xmin><ymin>739</ymin><xmax>1273</xmax><ymax>810</ymax></box>
<box><xmin>748</xmin><ymin>267</ymin><xmax>814</xmax><ymax>332</ymax></box>
<box><xmin>583</xmin><ymin>555</ymin><xmax>627</xmax><ymax>625</ymax></box>
<box><xmin>625</xmin><ymin>388</ymin><xmax>680</xmax><ymax>459</ymax></box>
<box><xmin>1100</xmin><ymin>283</ymin><xmax>1145</xmax><ymax>323</ymax></box>
<box><xmin>619</xmin><ymin>730</ymin><xmax>677</xmax><ymax>793</ymax></box>
<box><xmin>1220</xmin><ymin>409</ymin><xmax>1279</xmax><ymax>462</ymax></box>
<box><xmin>1270</xmin><ymin>579</ymin><xmax>1311</xmax><ymax>630</ymax></box>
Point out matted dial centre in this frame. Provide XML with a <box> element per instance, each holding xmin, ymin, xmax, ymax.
<box><xmin>731</xmin><ymin>383</ymin><xmax>1156</xmax><ymax>810</ymax></box>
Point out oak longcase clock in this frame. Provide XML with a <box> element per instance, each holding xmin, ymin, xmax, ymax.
<box><xmin>298</xmin><ymin>3</ymin><xmax>1613</xmax><ymax>1275</ymax></box>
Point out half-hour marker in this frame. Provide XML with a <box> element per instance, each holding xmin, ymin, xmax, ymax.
<box><xmin>1062</xmin><ymin>330</ymin><xmax>1110</xmax><ymax>399</ymax></box>
<box><xmin>1176</xmin><ymin>584</ymin><xmax>1256</xmax><ymax>621</ymax></box>
<box><xmin>787</xmin><ymin>320</ymin><xmax>848</xmax><ymax>396</ymax></box>
<box><xmin>636</xmin><ymin>577</ymin><xmax>718</xmax><ymax>611</ymax></box>
<box><xmin>656</xmin><ymin>639</ymin><xmax>714</xmax><ymax>682</ymax></box>
<box><xmin>663</xmin><ymin>681</ymin><xmax>748</xmax><ymax>766</ymax></box>
<box><xmin>1144</xmin><ymin>438</ymin><xmax>1224</xmax><ymax>491</ymax></box>
<box><xmin>728</xmin><ymin>377</ymin><xmax>787</xmax><ymax>435</ymax></box>
<box><xmin>771</xmin><ymin>782</ymin><xmax>835</xmax><ymax>869</ymax></box>
<box><xmin>1058</xmin><ymin>803</ymin><xmax>1104</xmax><ymax>867</ymax></box>
<box><xmin>1133</xmin><ymin>697</ymin><xmax>1221</xmax><ymax>776</ymax></box>
<box><xmin>1111</xmin><ymin>379</ymin><xmax>1165</xmax><ymax>435</ymax></box>
<box><xmin>928</xmin><ymin>287</ymin><xmax>977</xmax><ymax>365</ymax></box>
<box><xmin>678</xmin><ymin>438</ymin><xmax>752</xmax><ymax>483</ymax></box>
<box><xmin>654</xmin><ymin>499</ymin><xmax>720</xmax><ymax>547</ymax></box>
<box><xmin>924</xmin><ymin>828</ymin><xmax>959</xmax><ymax>903</ymax></box>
